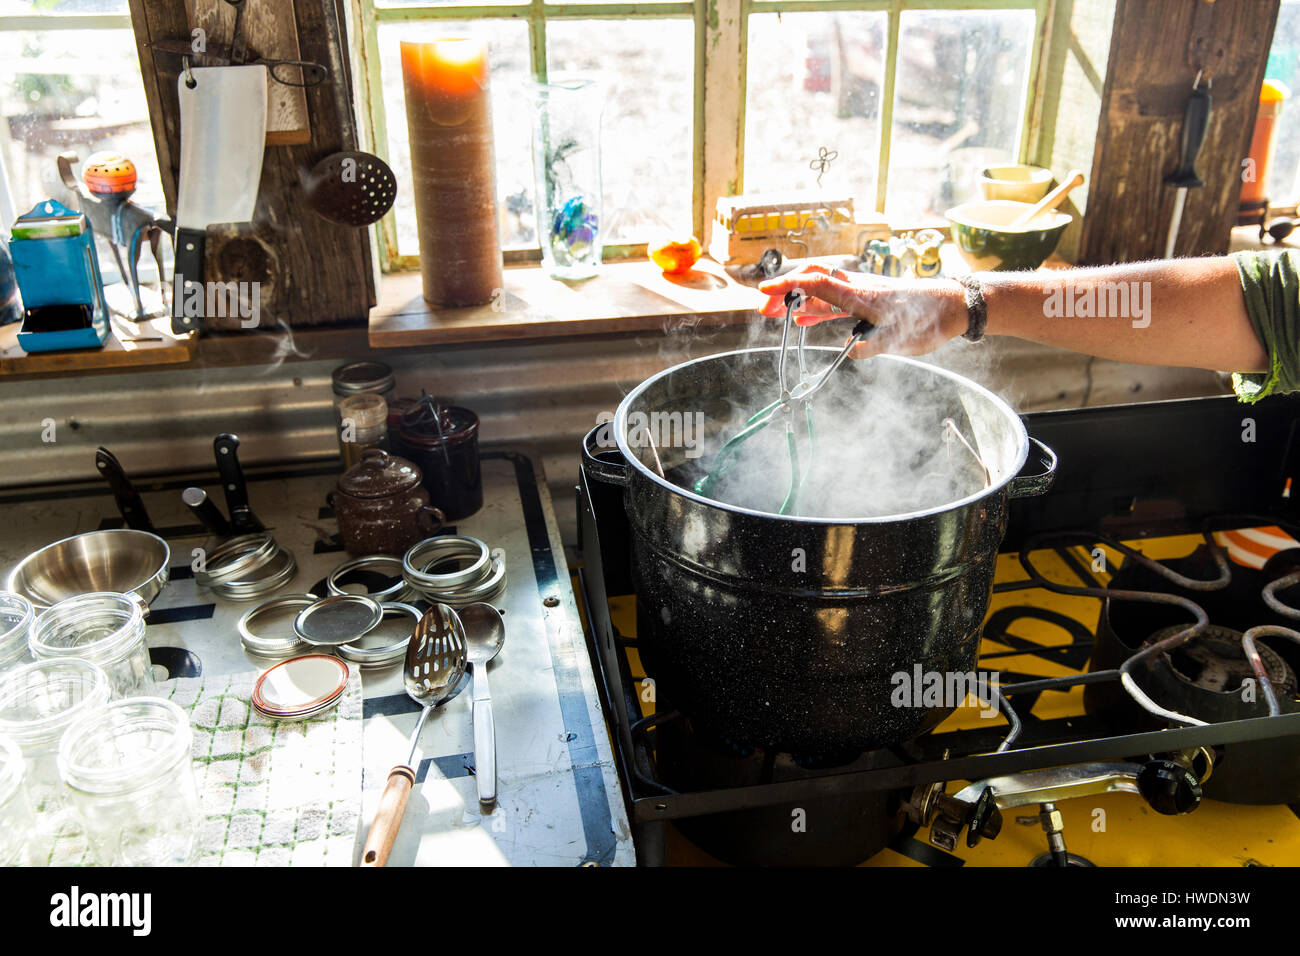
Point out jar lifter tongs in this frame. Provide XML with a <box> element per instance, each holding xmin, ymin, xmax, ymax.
<box><xmin>694</xmin><ymin>290</ymin><xmax>874</xmax><ymax>514</ymax></box>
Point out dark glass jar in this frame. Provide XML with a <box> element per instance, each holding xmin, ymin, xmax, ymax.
<box><xmin>394</xmin><ymin>400</ymin><xmax>482</xmax><ymax>521</ymax></box>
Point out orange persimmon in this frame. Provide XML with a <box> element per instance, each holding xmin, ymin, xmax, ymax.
<box><xmin>649</xmin><ymin>235</ymin><xmax>702</xmax><ymax>274</ymax></box>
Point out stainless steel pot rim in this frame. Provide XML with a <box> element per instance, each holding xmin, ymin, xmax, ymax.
<box><xmin>403</xmin><ymin>536</ymin><xmax>490</xmax><ymax>589</ymax></box>
<box><xmin>336</xmin><ymin>601</ymin><xmax>420</xmax><ymax>666</ymax></box>
<box><xmin>238</xmin><ymin>593</ymin><xmax>317</xmax><ymax>656</ymax></box>
<box><xmin>293</xmin><ymin>593</ymin><xmax>383</xmax><ymax>646</ymax></box>
<box><xmin>5</xmin><ymin>529</ymin><xmax>171</xmax><ymax>610</ymax></box>
<box><xmin>197</xmin><ymin>533</ymin><xmax>279</xmax><ymax>586</ymax></box>
<box><xmin>327</xmin><ymin>555</ymin><xmax>409</xmax><ymax>602</ymax></box>
<box><xmin>613</xmin><ymin>347</ymin><xmax>1033</xmax><ymax>524</ymax></box>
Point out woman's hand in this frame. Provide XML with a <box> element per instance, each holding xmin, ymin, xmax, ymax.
<box><xmin>758</xmin><ymin>265</ymin><xmax>969</xmax><ymax>359</ymax></box>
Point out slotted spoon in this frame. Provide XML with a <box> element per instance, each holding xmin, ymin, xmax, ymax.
<box><xmin>360</xmin><ymin>603</ymin><xmax>466</xmax><ymax>867</ymax></box>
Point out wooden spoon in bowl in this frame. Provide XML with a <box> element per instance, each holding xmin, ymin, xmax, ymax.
<box><xmin>1011</xmin><ymin>170</ymin><xmax>1085</xmax><ymax>228</ymax></box>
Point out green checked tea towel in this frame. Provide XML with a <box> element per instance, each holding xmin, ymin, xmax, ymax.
<box><xmin>46</xmin><ymin>668</ymin><xmax>363</xmax><ymax>867</ymax></box>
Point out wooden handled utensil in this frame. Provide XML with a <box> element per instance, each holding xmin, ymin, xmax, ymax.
<box><xmin>360</xmin><ymin>603</ymin><xmax>467</xmax><ymax>867</ymax></box>
<box><xmin>1010</xmin><ymin>169</ymin><xmax>1085</xmax><ymax>228</ymax></box>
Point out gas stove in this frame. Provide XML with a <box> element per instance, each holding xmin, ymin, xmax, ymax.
<box><xmin>576</xmin><ymin>394</ymin><xmax>1300</xmax><ymax>866</ymax></box>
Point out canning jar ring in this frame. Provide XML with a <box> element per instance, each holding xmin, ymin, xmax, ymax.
<box><xmin>198</xmin><ymin>533</ymin><xmax>278</xmax><ymax>586</ymax></box>
<box><xmin>336</xmin><ymin>602</ymin><xmax>420</xmax><ymax>666</ymax></box>
<box><xmin>237</xmin><ymin>592</ymin><xmax>316</xmax><ymax>657</ymax></box>
<box><xmin>403</xmin><ymin>536</ymin><xmax>489</xmax><ymax>590</ymax></box>
<box><xmin>327</xmin><ymin>555</ymin><xmax>409</xmax><ymax>602</ymax></box>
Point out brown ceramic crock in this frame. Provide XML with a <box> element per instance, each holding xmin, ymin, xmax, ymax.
<box><xmin>328</xmin><ymin>449</ymin><xmax>444</xmax><ymax>556</ymax></box>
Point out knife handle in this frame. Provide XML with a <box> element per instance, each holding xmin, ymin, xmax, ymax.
<box><xmin>172</xmin><ymin>226</ymin><xmax>205</xmax><ymax>335</ymax></box>
<box><xmin>182</xmin><ymin>486</ymin><xmax>232</xmax><ymax>538</ymax></box>
<box><xmin>1165</xmin><ymin>85</ymin><xmax>1211</xmax><ymax>189</ymax></box>
<box><xmin>95</xmin><ymin>447</ymin><xmax>154</xmax><ymax>532</ymax></box>
<box><xmin>214</xmin><ymin>433</ymin><xmax>263</xmax><ymax>533</ymax></box>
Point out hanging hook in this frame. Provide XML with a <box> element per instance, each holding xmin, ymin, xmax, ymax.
<box><xmin>182</xmin><ymin>54</ymin><xmax>196</xmax><ymax>89</ymax></box>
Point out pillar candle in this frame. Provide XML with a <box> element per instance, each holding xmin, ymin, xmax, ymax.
<box><xmin>400</xmin><ymin>38</ymin><xmax>503</xmax><ymax>307</ymax></box>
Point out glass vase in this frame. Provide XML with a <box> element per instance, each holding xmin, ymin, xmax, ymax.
<box><xmin>530</xmin><ymin>78</ymin><xmax>604</xmax><ymax>280</ymax></box>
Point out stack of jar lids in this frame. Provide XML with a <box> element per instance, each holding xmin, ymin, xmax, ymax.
<box><xmin>326</xmin><ymin>554</ymin><xmax>410</xmax><ymax>603</ymax></box>
<box><xmin>402</xmin><ymin>535</ymin><xmax>505</xmax><ymax>606</ymax></box>
<box><xmin>252</xmin><ymin>655</ymin><xmax>350</xmax><ymax>721</ymax></box>
<box><xmin>196</xmin><ymin>533</ymin><xmax>296</xmax><ymax>600</ymax></box>
<box><xmin>237</xmin><ymin>590</ymin><xmax>413</xmax><ymax>668</ymax></box>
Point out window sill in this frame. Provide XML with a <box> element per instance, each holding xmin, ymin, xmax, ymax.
<box><xmin>367</xmin><ymin>258</ymin><xmax>766</xmax><ymax>349</ymax></box>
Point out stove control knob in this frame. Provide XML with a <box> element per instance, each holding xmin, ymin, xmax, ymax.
<box><xmin>965</xmin><ymin>785</ymin><xmax>1003</xmax><ymax>847</ymax></box>
<box><xmin>1137</xmin><ymin>760</ymin><xmax>1202</xmax><ymax>815</ymax></box>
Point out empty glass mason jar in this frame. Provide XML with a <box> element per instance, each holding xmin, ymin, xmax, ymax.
<box><xmin>0</xmin><ymin>592</ymin><xmax>34</xmax><ymax>677</ymax></box>
<box><xmin>0</xmin><ymin>659</ymin><xmax>111</xmax><ymax>864</ymax></box>
<box><xmin>0</xmin><ymin>733</ymin><xmax>36</xmax><ymax>866</ymax></box>
<box><xmin>29</xmin><ymin>592</ymin><xmax>152</xmax><ymax>698</ymax></box>
<box><xmin>58</xmin><ymin>697</ymin><xmax>201</xmax><ymax>866</ymax></box>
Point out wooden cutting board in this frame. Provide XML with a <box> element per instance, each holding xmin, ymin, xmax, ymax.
<box><xmin>187</xmin><ymin>0</ymin><xmax>310</xmax><ymax>145</ymax></box>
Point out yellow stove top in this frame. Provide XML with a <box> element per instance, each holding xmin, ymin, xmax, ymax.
<box><xmin>602</xmin><ymin>533</ymin><xmax>1300</xmax><ymax>867</ymax></box>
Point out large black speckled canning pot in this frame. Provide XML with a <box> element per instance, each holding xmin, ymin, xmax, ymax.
<box><xmin>584</xmin><ymin>347</ymin><xmax>1057</xmax><ymax>755</ymax></box>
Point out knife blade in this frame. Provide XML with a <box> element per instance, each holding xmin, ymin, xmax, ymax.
<box><xmin>172</xmin><ymin>64</ymin><xmax>268</xmax><ymax>336</ymax></box>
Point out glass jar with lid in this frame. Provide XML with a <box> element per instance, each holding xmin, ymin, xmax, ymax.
<box><xmin>332</xmin><ymin>361</ymin><xmax>396</xmax><ymax>460</ymax></box>
<box><xmin>0</xmin><ymin>659</ymin><xmax>111</xmax><ymax>863</ymax></box>
<box><xmin>0</xmin><ymin>733</ymin><xmax>36</xmax><ymax>866</ymax></box>
<box><xmin>29</xmin><ymin>592</ymin><xmax>153</xmax><ymax>698</ymax></box>
<box><xmin>338</xmin><ymin>393</ymin><xmax>390</xmax><ymax>468</ymax></box>
<box><xmin>0</xmin><ymin>592</ymin><xmax>34</xmax><ymax>677</ymax></box>
<box><xmin>58</xmin><ymin>697</ymin><xmax>202</xmax><ymax>866</ymax></box>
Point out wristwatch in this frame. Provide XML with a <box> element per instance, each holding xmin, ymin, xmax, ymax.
<box><xmin>957</xmin><ymin>275</ymin><xmax>987</xmax><ymax>342</ymax></box>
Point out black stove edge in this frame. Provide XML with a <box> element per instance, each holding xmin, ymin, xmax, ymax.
<box><xmin>1008</xmin><ymin>393</ymin><xmax>1300</xmax><ymax>550</ymax></box>
<box><xmin>625</xmin><ymin>712</ymin><xmax>1300</xmax><ymax>823</ymax></box>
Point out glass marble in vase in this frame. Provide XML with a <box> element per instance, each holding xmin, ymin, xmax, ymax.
<box><xmin>530</xmin><ymin>78</ymin><xmax>604</xmax><ymax>280</ymax></box>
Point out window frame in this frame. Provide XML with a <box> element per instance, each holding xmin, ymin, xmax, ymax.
<box><xmin>350</xmin><ymin>0</ymin><xmax>1053</xmax><ymax>273</ymax></box>
<box><xmin>0</xmin><ymin>2</ymin><xmax>1053</xmax><ymax>274</ymax></box>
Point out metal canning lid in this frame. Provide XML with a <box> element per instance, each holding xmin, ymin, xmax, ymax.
<box><xmin>332</xmin><ymin>361</ymin><xmax>395</xmax><ymax>396</ymax></box>
<box><xmin>293</xmin><ymin>594</ymin><xmax>383</xmax><ymax>646</ymax></box>
<box><xmin>337</xmin><ymin>602</ymin><xmax>419</xmax><ymax>666</ymax></box>
<box><xmin>238</xmin><ymin>593</ymin><xmax>317</xmax><ymax>657</ymax></box>
<box><xmin>403</xmin><ymin>535</ymin><xmax>490</xmax><ymax>590</ymax></box>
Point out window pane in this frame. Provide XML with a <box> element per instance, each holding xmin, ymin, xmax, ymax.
<box><xmin>1265</xmin><ymin>0</ymin><xmax>1300</xmax><ymax>203</ymax></box>
<box><xmin>0</xmin><ymin>28</ymin><xmax>161</xmax><ymax>222</ymax></box>
<box><xmin>886</xmin><ymin>9</ymin><xmax>1034</xmax><ymax>223</ymax></box>
<box><xmin>0</xmin><ymin>1</ymin><xmax>129</xmax><ymax>12</ymax></box>
<box><xmin>546</xmin><ymin>19</ymin><xmax>694</xmax><ymax>242</ymax></box>
<box><xmin>378</xmin><ymin>20</ymin><xmax>532</xmax><ymax>255</ymax></box>
<box><xmin>744</xmin><ymin>12</ymin><xmax>885</xmax><ymax>219</ymax></box>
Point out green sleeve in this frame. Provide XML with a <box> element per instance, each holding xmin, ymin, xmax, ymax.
<box><xmin>1231</xmin><ymin>248</ymin><xmax>1300</xmax><ymax>403</ymax></box>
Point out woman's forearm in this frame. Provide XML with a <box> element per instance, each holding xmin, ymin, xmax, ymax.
<box><xmin>980</xmin><ymin>257</ymin><xmax>1268</xmax><ymax>373</ymax></box>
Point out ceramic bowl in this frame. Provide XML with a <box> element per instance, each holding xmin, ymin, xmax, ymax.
<box><xmin>978</xmin><ymin>164</ymin><xmax>1054</xmax><ymax>203</ymax></box>
<box><xmin>946</xmin><ymin>200</ymin><xmax>1071</xmax><ymax>272</ymax></box>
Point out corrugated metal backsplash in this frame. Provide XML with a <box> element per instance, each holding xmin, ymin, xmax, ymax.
<box><xmin>0</xmin><ymin>324</ymin><xmax>1228</xmax><ymax>544</ymax></box>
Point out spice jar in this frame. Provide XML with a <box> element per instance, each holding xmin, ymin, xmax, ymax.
<box><xmin>332</xmin><ymin>361</ymin><xmax>396</xmax><ymax>460</ymax></box>
<box><xmin>394</xmin><ymin>396</ymin><xmax>483</xmax><ymax>520</ymax></box>
<box><xmin>0</xmin><ymin>733</ymin><xmax>36</xmax><ymax>866</ymax></box>
<box><xmin>29</xmin><ymin>592</ymin><xmax>153</xmax><ymax>698</ymax></box>
<box><xmin>58</xmin><ymin>697</ymin><xmax>201</xmax><ymax>866</ymax></box>
<box><xmin>328</xmin><ymin>449</ymin><xmax>445</xmax><ymax>556</ymax></box>
<box><xmin>0</xmin><ymin>592</ymin><xmax>34</xmax><ymax>677</ymax></box>
<box><xmin>0</xmin><ymin>659</ymin><xmax>111</xmax><ymax>862</ymax></box>
<box><xmin>338</xmin><ymin>393</ymin><xmax>390</xmax><ymax>468</ymax></box>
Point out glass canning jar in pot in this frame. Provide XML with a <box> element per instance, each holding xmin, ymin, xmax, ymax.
<box><xmin>0</xmin><ymin>659</ymin><xmax>111</xmax><ymax>862</ymax></box>
<box><xmin>0</xmin><ymin>592</ymin><xmax>34</xmax><ymax>676</ymax></box>
<box><xmin>58</xmin><ymin>697</ymin><xmax>201</xmax><ymax>867</ymax></box>
<box><xmin>29</xmin><ymin>592</ymin><xmax>153</xmax><ymax>698</ymax></box>
<box><xmin>0</xmin><ymin>733</ymin><xmax>37</xmax><ymax>866</ymax></box>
